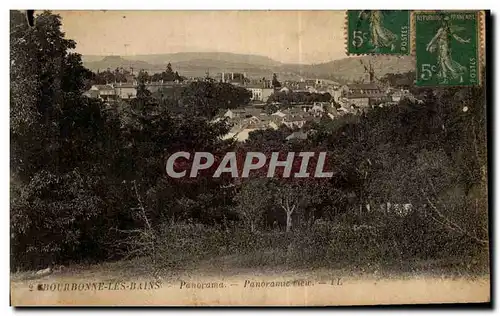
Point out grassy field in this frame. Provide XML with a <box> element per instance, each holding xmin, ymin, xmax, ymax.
<box><xmin>10</xmin><ymin>224</ymin><xmax>490</xmax><ymax>306</ymax></box>
<box><xmin>11</xmin><ymin>250</ymin><xmax>490</xmax><ymax>281</ymax></box>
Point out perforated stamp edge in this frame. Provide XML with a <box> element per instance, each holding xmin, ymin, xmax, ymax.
<box><xmin>411</xmin><ymin>10</ymin><xmax>485</xmax><ymax>87</ymax></box>
<box><xmin>344</xmin><ymin>10</ymin><xmax>412</xmax><ymax>57</ymax></box>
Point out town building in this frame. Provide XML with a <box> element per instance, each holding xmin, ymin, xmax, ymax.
<box><xmin>84</xmin><ymin>85</ymin><xmax>117</xmax><ymax>101</ymax></box>
<box><xmin>286</xmin><ymin>131</ymin><xmax>308</xmax><ymax>141</ymax></box>
<box><xmin>223</xmin><ymin>107</ymin><xmax>263</xmax><ymax>119</ymax></box>
<box><xmin>245</xmin><ymin>84</ymin><xmax>274</xmax><ymax>102</ymax></box>
<box><xmin>113</xmin><ymin>83</ymin><xmax>137</xmax><ymax>99</ymax></box>
<box><xmin>219</xmin><ymin>72</ymin><xmax>247</xmax><ymax>85</ymax></box>
<box><xmin>339</xmin><ymin>83</ymin><xmax>388</xmax><ymax>108</ymax></box>
<box><xmin>279</xmin><ymin>87</ymin><xmax>291</xmax><ymax>93</ymax></box>
<box><xmin>84</xmin><ymin>80</ymin><xmax>191</xmax><ymax>101</ymax></box>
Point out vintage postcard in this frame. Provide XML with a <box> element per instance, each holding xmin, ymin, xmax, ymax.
<box><xmin>10</xmin><ymin>10</ymin><xmax>490</xmax><ymax>306</ymax></box>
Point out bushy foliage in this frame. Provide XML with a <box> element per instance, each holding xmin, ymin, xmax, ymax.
<box><xmin>180</xmin><ymin>81</ymin><xmax>252</xmax><ymax>118</ymax></box>
<box><xmin>11</xmin><ymin>170</ymin><xmax>104</xmax><ymax>269</ymax></box>
<box><xmin>9</xmin><ymin>11</ymin><xmax>237</xmax><ymax>269</ymax></box>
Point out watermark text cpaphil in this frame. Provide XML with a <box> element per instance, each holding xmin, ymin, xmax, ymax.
<box><xmin>166</xmin><ymin>151</ymin><xmax>334</xmax><ymax>178</ymax></box>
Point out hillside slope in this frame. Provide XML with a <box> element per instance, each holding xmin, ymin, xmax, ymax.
<box><xmin>82</xmin><ymin>53</ymin><xmax>415</xmax><ymax>81</ymax></box>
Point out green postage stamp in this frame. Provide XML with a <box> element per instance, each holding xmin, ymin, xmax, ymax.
<box><xmin>414</xmin><ymin>11</ymin><xmax>481</xmax><ymax>86</ymax></box>
<box><xmin>346</xmin><ymin>10</ymin><xmax>410</xmax><ymax>55</ymax></box>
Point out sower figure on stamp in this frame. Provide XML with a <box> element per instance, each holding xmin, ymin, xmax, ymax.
<box><xmin>426</xmin><ymin>17</ymin><xmax>470</xmax><ymax>84</ymax></box>
<box><xmin>358</xmin><ymin>10</ymin><xmax>397</xmax><ymax>52</ymax></box>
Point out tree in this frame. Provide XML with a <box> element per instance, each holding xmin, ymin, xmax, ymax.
<box><xmin>268</xmin><ymin>181</ymin><xmax>320</xmax><ymax>233</ymax></box>
<box><xmin>272</xmin><ymin>73</ymin><xmax>281</xmax><ymax>88</ymax></box>
<box><xmin>234</xmin><ymin>179</ymin><xmax>271</xmax><ymax>232</ymax></box>
<box><xmin>162</xmin><ymin>63</ymin><xmax>175</xmax><ymax>82</ymax></box>
<box><xmin>166</xmin><ymin>63</ymin><xmax>174</xmax><ymax>75</ymax></box>
<box><xmin>265</xmin><ymin>103</ymin><xmax>280</xmax><ymax>114</ymax></box>
<box><xmin>137</xmin><ymin>69</ymin><xmax>150</xmax><ymax>83</ymax></box>
<box><xmin>312</xmin><ymin>79</ymin><xmax>488</xmax><ymax>248</ymax></box>
<box><xmin>174</xmin><ymin>71</ymin><xmax>183</xmax><ymax>82</ymax></box>
<box><xmin>244</xmin><ymin>128</ymin><xmax>291</xmax><ymax>149</ymax></box>
<box><xmin>180</xmin><ymin>81</ymin><xmax>252</xmax><ymax>118</ymax></box>
<box><xmin>10</xmin><ymin>10</ymin><xmax>124</xmax><ymax>269</ymax></box>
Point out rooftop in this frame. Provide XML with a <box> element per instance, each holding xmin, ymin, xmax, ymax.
<box><xmin>93</xmin><ymin>84</ymin><xmax>114</xmax><ymax>91</ymax></box>
<box><xmin>347</xmin><ymin>83</ymin><xmax>381</xmax><ymax>90</ymax></box>
<box><xmin>146</xmin><ymin>82</ymin><xmax>184</xmax><ymax>86</ymax></box>
<box><xmin>113</xmin><ymin>83</ymin><xmax>136</xmax><ymax>88</ymax></box>
<box><xmin>245</xmin><ymin>84</ymin><xmax>273</xmax><ymax>89</ymax></box>
<box><xmin>286</xmin><ymin>131</ymin><xmax>308</xmax><ymax>141</ymax></box>
<box><xmin>346</xmin><ymin>93</ymin><xmax>386</xmax><ymax>99</ymax></box>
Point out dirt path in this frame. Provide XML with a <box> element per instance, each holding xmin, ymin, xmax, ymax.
<box><xmin>10</xmin><ymin>259</ymin><xmax>490</xmax><ymax>306</ymax></box>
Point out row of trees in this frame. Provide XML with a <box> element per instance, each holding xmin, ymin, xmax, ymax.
<box><xmin>91</xmin><ymin>68</ymin><xmax>132</xmax><ymax>85</ymax></box>
<box><xmin>90</xmin><ymin>64</ymin><xmax>185</xmax><ymax>86</ymax></box>
<box><xmin>139</xmin><ymin>63</ymin><xmax>185</xmax><ymax>83</ymax></box>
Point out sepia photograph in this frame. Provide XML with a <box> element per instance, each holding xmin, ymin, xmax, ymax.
<box><xmin>9</xmin><ymin>9</ymin><xmax>490</xmax><ymax>306</ymax></box>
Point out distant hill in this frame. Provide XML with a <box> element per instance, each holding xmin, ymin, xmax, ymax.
<box><xmin>83</xmin><ymin>55</ymin><xmax>157</xmax><ymax>72</ymax></box>
<box><xmin>82</xmin><ymin>53</ymin><xmax>415</xmax><ymax>82</ymax></box>
<box><xmin>279</xmin><ymin>55</ymin><xmax>415</xmax><ymax>83</ymax></box>
<box><xmin>82</xmin><ymin>53</ymin><xmax>281</xmax><ymax>78</ymax></box>
<box><xmin>126</xmin><ymin>52</ymin><xmax>282</xmax><ymax>68</ymax></box>
<box><xmin>167</xmin><ymin>59</ymin><xmax>279</xmax><ymax>80</ymax></box>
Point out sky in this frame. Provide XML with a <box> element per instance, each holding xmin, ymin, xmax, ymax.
<box><xmin>55</xmin><ymin>10</ymin><xmax>347</xmax><ymax>64</ymax></box>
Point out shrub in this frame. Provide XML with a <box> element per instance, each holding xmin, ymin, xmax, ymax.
<box><xmin>10</xmin><ymin>170</ymin><xmax>104</xmax><ymax>270</ymax></box>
